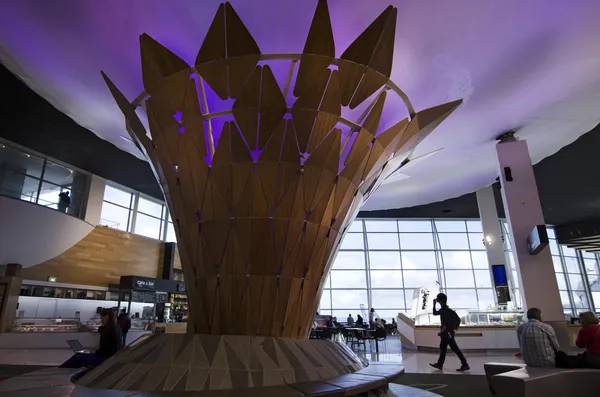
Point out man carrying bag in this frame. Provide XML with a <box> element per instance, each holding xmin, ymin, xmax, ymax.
<box><xmin>429</xmin><ymin>293</ymin><xmax>470</xmax><ymax>372</ymax></box>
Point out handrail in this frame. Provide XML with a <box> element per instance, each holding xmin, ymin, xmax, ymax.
<box><xmin>0</xmin><ymin>193</ymin><xmax>94</xmax><ymax>227</ymax></box>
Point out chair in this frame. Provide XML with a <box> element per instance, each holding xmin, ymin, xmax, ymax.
<box><xmin>319</xmin><ymin>328</ymin><xmax>333</xmax><ymax>340</ymax></box>
<box><xmin>368</xmin><ymin>327</ymin><xmax>387</xmax><ymax>353</ymax></box>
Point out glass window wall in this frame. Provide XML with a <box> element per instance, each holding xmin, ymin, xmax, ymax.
<box><xmin>0</xmin><ymin>141</ymin><xmax>87</xmax><ymax>217</ymax></box>
<box><xmin>320</xmin><ymin>219</ymin><xmax>600</xmax><ymax>321</ymax></box>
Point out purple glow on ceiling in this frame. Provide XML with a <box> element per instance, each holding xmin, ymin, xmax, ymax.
<box><xmin>0</xmin><ymin>0</ymin><xmax>599</xmax><ymax>212</ymax></box>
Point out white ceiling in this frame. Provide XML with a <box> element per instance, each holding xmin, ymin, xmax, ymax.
<box><xmin>1</xmin><ymin>0</ymin><xmax>600</xmax><ymax>210</ymax></box>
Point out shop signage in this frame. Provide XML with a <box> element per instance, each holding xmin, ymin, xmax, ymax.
<box><xmin>135</xmin><ymin>278</ymin><xmax>156</xmax><ymax>290</ymax></box>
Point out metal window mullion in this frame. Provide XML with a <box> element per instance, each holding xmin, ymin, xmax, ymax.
<box><xmin>397</xmin><ymin>220</ymin><xmax>407</xmax><ymax>312</ymax></box>
<box><xmin>129</xmin><ymin>192</ymin><xmax>139</xmax><ymax>233</ymax></box>
<box><xmin>432</xmin><ymin>220</ymin><xmax>445</xmax><ymax>293</ymax></box>
<box><xmin>35</xmin><ymin>159</ymin><xmax>47</xmax><ymax>203</ymax></box>
<box><xmin>162</xmin><ymin>206</ymin><xmax>169</xmax><ymax>241</ymax></box>
<box><xmin>465</xmin><ymin>220</ymin><xmax>480</xmax><ymax>306</ymax></box>
<box><xmin>501</xmin><ymin>220</ymin><xmax>519</xmax><ymax>307</ymax></box>
<box><xmin>558</xmin><ymin>244</ymin><xmax>576</xmax><ymax>315</ymax></box>
<box><xmin>577</xmin><ymin>250</ymin><xmax>595</xmax><ymax>312</ymax></box>
<box><xmin>362</xmin><ymin>219</ymin><xmax>372</xmax><ymax>310</ymax></box>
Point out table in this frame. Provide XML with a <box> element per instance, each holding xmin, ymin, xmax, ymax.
<box><xmin>344</xmin><ymin>328</ymin><xmax>381</xmax><ymax>354</ymax></box>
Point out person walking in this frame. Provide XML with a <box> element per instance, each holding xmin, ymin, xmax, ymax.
<box><xmin>429</xmin><ymin>293</ymin><xmax>470</xmax><ymax>372</ymax></box>
<box><xmin>117</xmin><ymin>309</ymin><xmax>131</xmax><ymax>348</ymax></box>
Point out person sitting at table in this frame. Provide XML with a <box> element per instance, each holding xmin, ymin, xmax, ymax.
<box><xmin>375</xmin><ymin>318</ymin><xmax>385</xmax><ymax>329</ymax></box>
<box><xmin>356</xmin><ymin>314</ymin><xmax>364</xmax><ymax>326</ymax></box>
<box><xmin>347</xmin><ymin>314</ymin><xmax>354</xmax><ymax>326</ymax></box>
<box><xmin>327</xmin><ymin>316</ymin><xmax>334</xmax><ymax>328</ymax></box>
<box><xmin>576</xmin><ymin>311</ymin><xmax>600</xmax><ymax>368</ymax></box>
<box><xmin>333</xmin><ymin>317</ymin><xmax>341</xmax><ymax>327</ymax></box>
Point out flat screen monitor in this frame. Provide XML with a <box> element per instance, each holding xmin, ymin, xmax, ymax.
<box><xmin>492</xmin><ymin>265</ymin><xmax>508</xmax><ymax>287</ymax></box>
<box><xmin>527</xmin><ymin>225</ymin><xmax>549</xmax><ymax>255</ymax></box>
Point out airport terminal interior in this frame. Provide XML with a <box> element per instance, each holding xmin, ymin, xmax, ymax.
<box><xmin>1</xmin><ymin>1</ymin><xmax>600</xmax><ymax>396</ymax></box>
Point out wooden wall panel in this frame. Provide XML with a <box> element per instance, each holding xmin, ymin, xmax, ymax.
<box><xmin>21</xmin><ymin>226</ymin><xmax>162</xmax><ymax>287</ymax></box>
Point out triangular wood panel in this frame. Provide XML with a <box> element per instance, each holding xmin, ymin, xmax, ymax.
<box><xmin>258</xmin><ymin>66</ymin><xmax>287</xmax><ymax>150</ymax></box>
<box><xmin>294</xmin><ymin>0</ymin><xmax>335</xmax><ymax>97</ymax></box>
<box><xmin>232</xmin><ymin>66</ymin><xmax>261</xmax><ymax>147</ymax></box>
<box><xmin>225</xmin><ymin>2</ymin><xmax>261</xmax><ymax>98</ymax></box>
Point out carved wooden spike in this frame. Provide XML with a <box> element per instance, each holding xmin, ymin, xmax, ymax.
<box><xmin>362</xmin><ymin>91</ymin><xmax>387</xmax><ymax>136</ymax></box>
<box><xmin>307</xmin><ymin>71</ymin><xmax>341</xmax><ymax>153</ymax></box>
<box><xmin>182</xmin><ymin>79</ymin><xmax>207</xmax><ymax>158</ymax></box>
<box><xmin>212</xmin><ymin>122</ymin><xmax>232</xmax><ymax>167</ymax></box>
<box><xmin>344</xmin><ymin>92</ymin><xmax>387</xmax><ymax>166</ymax></box>
<box><xmin>225</xmin><ymin>3</ymin><xmax>261</xmax><ymax>98</ymax></box>
<box><xmin>349</xmin><ymin>68</ymin><xmax>389</xmax><ymax>110</ymax></box>
<box><xmin>100</xmin><ymin>71</ymin><xmax>151</xmax><ymax>153</ymax></box>
<box><xmin>140</xmin><ymin>33</ymin><xmax>190</xmax><ymax>98</ymax></box>
<box><xmin>196</xmin><ymin>3</ymin><xmax>226</xmax><ymax>64</ymax></box>
<box><xmin>394</xmin><ymin>99</ymin><xmax>462</xmax><ymax>157</ymax></box>
<box><xmin>259</xmin><ymin>119</ymin><xmax>285</xmax><ymax>162</ymax></box>
<box><xmin>339</xmin><ymin>6</ymin><xmax>396</xmax><ymax>108</ymax></box>
<box><xmin>281</xmin><ymin>120</ymin><xmax>301</xmax><ymax>164</ymax></box>
<box><xmin>294</xmin><ymin>0</ymin><xmax>335</xmax><ymax>97</ymax></box>
<box><xmin>292</xmin><ymin>69</ymin><xmax>330</xmax><ymax>153</ymax></box>
<box><xmin>230</xmin><ymin>122</ymin><xmax>253</xmax><ymax>163</ymax></box>
<box><xmin>376</xmin><ymin>118</ymin><xmax>409</xmax><ymax>150</ymax></box>
<box><xmin>232</xmin><ymin>66</ymin><xmax>261</xmax><ymax>149</ymax></box>
<box><xmin>258</xmin><ymin>66</ymin><xmax>287</xmax><ymax>150</ymax></box>
<box><xmin>196</xmin><ymin>4</ymin><xmax>228</xmax><ymax>99</ymax></box>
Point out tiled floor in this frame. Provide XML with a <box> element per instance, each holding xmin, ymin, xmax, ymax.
<box><xmin>0</xmin><ymin>335</ymin><xmax>522</xmax><ymax>376</ymax></box>
<box><xmin>350</xmin><ymin>335</ymin><xmax>523</xmax><ymax>375</ymax></box>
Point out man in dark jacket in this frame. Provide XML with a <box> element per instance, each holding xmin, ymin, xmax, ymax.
<box><xmin>117</xmin><ymin>309</ymin><xmax>131</xmax><ymax>347</ymax></box>
<box><xmin>429</xmin><ymin>293</ymin><xmax>469</xmax><ymax>372</ymax></box>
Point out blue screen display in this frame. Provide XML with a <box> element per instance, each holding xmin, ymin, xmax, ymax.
<box><xmin>492</xmin><ymin>265</ymin><xmax>508</xmax><ymax>286</ymax></box>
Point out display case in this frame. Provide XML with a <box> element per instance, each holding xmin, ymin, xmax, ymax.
<box><xmin>462</xmin><ymin>311</ymin><xmax>523</xmax><ymax>326</ymax></box>
<box><xmin>12</xmin><ymin>317</ymin><xmax>82</xmax><ymax>332</ymax></box>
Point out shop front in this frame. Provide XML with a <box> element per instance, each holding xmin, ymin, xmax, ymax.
<box><xmin>116</xmin><ymin>275</ymin><xmax>188</xmax><ymax>327</ymax></box>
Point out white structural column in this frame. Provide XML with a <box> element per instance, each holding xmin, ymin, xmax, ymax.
<box><xmin>83</xmin><ymin>175</ymin><xmax>106</xmax><ymax>225</ymax></box>
<box><xmin>476</xmin><ymin>186</ymin><xmax>505</xmax><ymax>267</ymax></box>
<box><xmin>496</xmin><ymin>139</ymin><xmax>570</xmax><ymax>343</ymax></box>
<box><xmin>476</xmin><ymin>185</ymin><xmax>505</xmax><ymax>305</ymax></box>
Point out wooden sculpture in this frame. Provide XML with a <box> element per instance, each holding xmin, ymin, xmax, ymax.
<box><xmin>102</xmin><ymin>0</ymin><xmax>461</xmax><ymax>338</ymax></box>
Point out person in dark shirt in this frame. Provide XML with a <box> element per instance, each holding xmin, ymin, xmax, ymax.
<box><xmin>57</xmin><ymin>191</ymin><xmax>71</xmax><ymax>213</ymax></box>
<box><xmin>61</xmin><ymin>309</ymin><xmax>122</xmax><ymax>368</ymax></box>
<box><xmin>117</xmin><ymin>309</ymin><xmax>132</xmax><ymax>347</ymax></box>
<box><xmin>356</xmin><ymin>314</ymin><xmax>364</xmax><ymax>326</ymax></box>
<box><xmin>429</xmin><ymin>293</ymin><xmax>469</xmax><ymax>372</ymax></box>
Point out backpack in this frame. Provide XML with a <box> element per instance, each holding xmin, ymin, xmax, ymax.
<box><xmin>450</xmin><ymin>309</ymin><xmax>461</xmax><ymax>331</ymax></box>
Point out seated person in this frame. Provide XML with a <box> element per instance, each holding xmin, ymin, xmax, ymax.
<box><xmin>576</xmin><ymin>311</ymin><xmax>600</xmax><ymax>368</ymax></box>
<box><xmin>375</xmin><ymin>318</ymin><xmax>385</xmax><ymax>329</ymax></box>
<box><xmin>517</xmin><ymin>308</ymin><xmax>559</xmax><ymax>367</ymax></box>
<box><xmin>347</xmin><ymin>314</ymin><xmax>354</xmax><ymax>326</ymax></box>
<box><xmin>332</xmin><ymin>317</ymin><xmax>341</xmax><ymax>327</ymax></box>
<box><xmin>327</xmin><ymin>316</ymin><xmax>334</xmax><ymax>328</ymax></box>
<box><xmin>355</xmin><ymin>314</ymin><xmax>364</xmax><ymax>326</ymax></box>
<box><xmin>61</xmin><ymin>309</ymin><xmax>122</xmax><ymax>368</ymax></box>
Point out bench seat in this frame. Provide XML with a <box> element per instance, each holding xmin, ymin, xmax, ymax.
<box><xmin>485</xmin><ymin>362</ymin><xmax>600</xmax><ymax>397</ymax></box>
